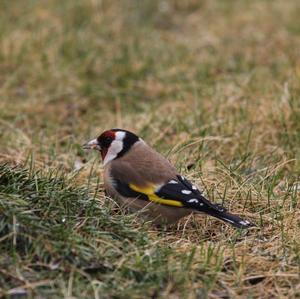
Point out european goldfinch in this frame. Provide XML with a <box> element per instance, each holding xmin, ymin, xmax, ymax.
<box><xmin>83</xmin><ymin>129</ymin><xmax>253</xmax><ymax>228</ymax></box>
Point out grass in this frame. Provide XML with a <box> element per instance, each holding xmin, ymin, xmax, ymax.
<box><xmin>0</xmin><ymin>0</ymin><xmax>300</xmax><ymax>297</ymax></box>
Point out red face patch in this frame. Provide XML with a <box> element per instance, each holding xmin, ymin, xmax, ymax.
<box><xmin>102</xmin><ymin>130</ymin><xmax>116</xmax><ymax>140</ymax></box>
<box><xmin>97</xmin><ymin>130</ymin><xmax>116</xmax><ymax>160</ymax></box>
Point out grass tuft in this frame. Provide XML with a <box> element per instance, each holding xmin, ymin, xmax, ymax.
<box><xmin>0</xmin><ymin>164</ymin><xmax>188</xmax><ymax>297</ymax></box>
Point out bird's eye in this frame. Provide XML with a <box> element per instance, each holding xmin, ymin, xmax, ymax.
<box><xmin>102</xmin><ymin>136</ymin><xmax>113</xmax><ymax>147</ymax></box>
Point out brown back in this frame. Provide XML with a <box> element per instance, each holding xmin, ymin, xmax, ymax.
<box><xmin>108</xmin><ymin>141</ymin><xmax>178</xmax><ymax>187</ymax></box>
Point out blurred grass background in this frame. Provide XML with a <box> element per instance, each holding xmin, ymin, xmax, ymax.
<box><xmin>1</xmin><ymin>0</ymin><xmax>300</xmax><ymax>298</ymax></box>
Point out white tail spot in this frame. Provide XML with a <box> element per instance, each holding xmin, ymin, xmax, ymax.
<box><xmin>169</xmin><ymin>180</ymin><xmax>178</xmax><ymax>184</ymax></box>
<box><xmin>239</xmin><ymin>220</ymin><xmax>249</xmax><ymax>226</ymax></box>
<box><xmin>181</xmin><ymin>190</ymin><xmax>192</xmax><ymax>195</ymax></box>
<box><xmin>188</xmin><ymin>198</ymin><xmax>198</xmax><ymax>203</ymax></box>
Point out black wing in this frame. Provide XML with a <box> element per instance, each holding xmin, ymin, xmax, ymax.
<box><xmin>113</xmin><ymin>175</ymin><xmax>253</xmax><ymax>229</ymax></box>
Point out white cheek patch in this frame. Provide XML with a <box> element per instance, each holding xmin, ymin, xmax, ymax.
<box><xmin>115</xmin><ymin>131</ymin><xmax>126</xmax><ymax>141</ymax></box>
<box><xmin>103</xmin><ymin>140</ymin><xmax>123</xmax><ymax>165</ymax></box>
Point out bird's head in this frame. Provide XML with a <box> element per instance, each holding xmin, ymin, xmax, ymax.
<box><xmin>83</xmin><ymin>129</ymin><xmax>140</xmax><ymax>165</ymax></box>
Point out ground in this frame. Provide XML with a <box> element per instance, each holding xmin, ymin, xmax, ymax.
<box><xmin>1</xmin><ymin>0</ymin><xmax>300</xmax><ymax>298</ymax></box>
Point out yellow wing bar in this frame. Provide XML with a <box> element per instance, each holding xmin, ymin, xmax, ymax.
<box><xmin>129</xmin><ymin>184</ymin><xmax>184</xmax><ymax>207</ymax></box>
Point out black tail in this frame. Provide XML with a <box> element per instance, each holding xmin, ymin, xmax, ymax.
<box><xmin>203</xmin><ymin>208</ymin><xmax>254</xmax><ymax>229</ymax></box>
<box><xmin>172</xmin><ymin>176</ymin><xmax>254</xmax><ymax>228</ymax></box>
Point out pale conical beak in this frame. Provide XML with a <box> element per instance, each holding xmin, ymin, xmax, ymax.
<box><xmin>82</xmin><ymin>138</ymin><xmax>101</xmax><ymax>150</ymax></box>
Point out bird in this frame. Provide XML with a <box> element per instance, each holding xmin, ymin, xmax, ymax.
<box><xmin>83</xmin><ymin>129</ymin><xmax>253</xmax><ymax>228</ymax></box>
